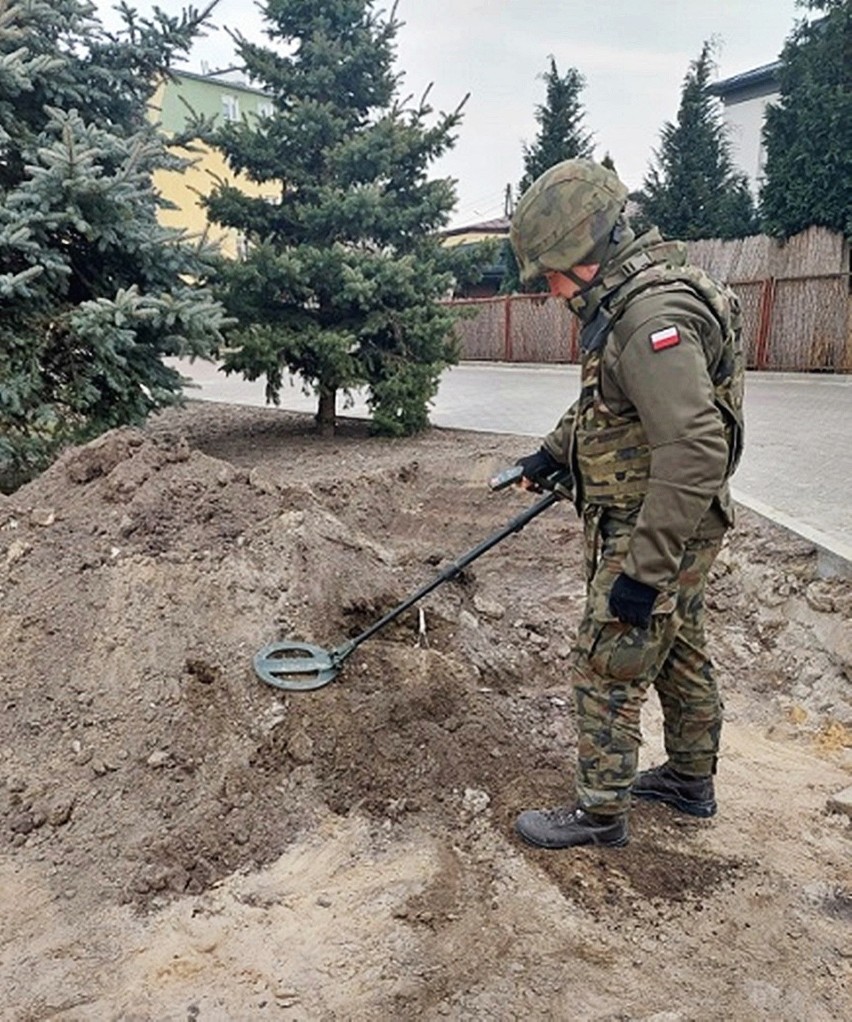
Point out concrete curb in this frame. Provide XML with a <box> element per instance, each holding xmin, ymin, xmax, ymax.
<box><xmin>732</xmin><ymin>487</ymin><xmax>852</xmax><ymax>579</ymax></box>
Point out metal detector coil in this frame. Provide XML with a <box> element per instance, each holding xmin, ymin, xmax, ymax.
<box><xmin>253</xmin><ymin>640</ymin><xmax>350</xmax><ymax>691</ymax></box>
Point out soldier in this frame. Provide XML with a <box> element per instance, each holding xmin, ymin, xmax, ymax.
<box><xmin>510</xmin><ymin>159</ymin><xmax>744</xmax><ymax>850</ymax></box>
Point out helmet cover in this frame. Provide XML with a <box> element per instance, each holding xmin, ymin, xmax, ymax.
<box><xmin>510</xmin><ymin>159</ymin><xmax>628</xmax><ymax>283</ymax></box>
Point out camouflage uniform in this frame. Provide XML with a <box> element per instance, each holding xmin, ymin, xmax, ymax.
<box><xmin>512</xmin><ymin>163</ymin><xmax>744</xmax><ymax>819</ymax></box>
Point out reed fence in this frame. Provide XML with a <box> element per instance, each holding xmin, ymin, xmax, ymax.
<box><xmin>448</xmin><ymin>228</ymin><xmax>852</xmax><ymax>372</ymax></box>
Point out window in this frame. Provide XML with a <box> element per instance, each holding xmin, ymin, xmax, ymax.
<box><xmin>257</xmin><ymin>101</ymin><xmax>274</xmax><ymax>118</ymax></box>
<box><xmin>222</xmin><ymin>95</ymin><xmax>240</xmax><ymax>122</ymax></box>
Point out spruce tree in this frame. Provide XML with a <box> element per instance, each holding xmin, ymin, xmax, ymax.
<box><xmin>636</xmin><ymin>41</ymin><xmax>758</xmax><ymax>240</ymax></box>
<box><xmin>761</xmin><ymin>0</ymin><xmax>852</xmax><ymax>239</ymax></box>
<box><xmin>0</xmin><ymin>0</ymin><xmax>228</xmax><ymax>489</ymax></box>
<box><xmin>601</xmin><ymin>152</ymin><xmax>618</xmax><ymax>174</ymax></box>
<box><xmin>519</xmin><ymin>57</ymin><xmax>594</xmax><ymax>193</ymax></box>
<box><xmin>500</xmin><ymin>57</ymin><xmax>594</xmax><ymax>293</ymax></box>
<box><xmin>205</xmin><ymin>0</ymin><xmax>476</xmax><ymax>437</ymax></box>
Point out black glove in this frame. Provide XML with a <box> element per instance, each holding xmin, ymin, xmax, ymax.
<box><xmin>515</xmin><ymin>447</ymin><xmax>565</xmax><ymax>493</ymax></box>
<box><xmin>608</xmin><ymin>573</ymin><xmax>659</xmax><ymax>629</ymax></box>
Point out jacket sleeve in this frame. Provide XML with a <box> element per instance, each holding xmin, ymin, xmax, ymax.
<box><xmin>607</xmin><ymin>291</ymin><xmax>729</xmax><ymax>589</ymax></box>
<box><xmin>542</xmin><ymin>401</ymin><xmax>577</xmax><ymax>463</ymax></box>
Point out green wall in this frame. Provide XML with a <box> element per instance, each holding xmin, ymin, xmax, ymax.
<box><xmin>157</xmin><ymin>71</ymin><xmax>272</xmax><ymax>133</ymax></box>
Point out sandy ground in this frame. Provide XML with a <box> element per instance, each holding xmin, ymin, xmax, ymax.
<box><xmin>1</xmin><ymin>402</ymin><xmax>850</xmax><ymax>1021</ymax></box>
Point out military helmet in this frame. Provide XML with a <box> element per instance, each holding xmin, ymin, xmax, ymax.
<box><xmin>510</xmin><ymin>159</ymin><xmax>629</xmax><ymax>284</ymax></box>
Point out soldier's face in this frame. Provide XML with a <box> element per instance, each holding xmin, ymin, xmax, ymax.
<box><xmin>544</xmin><ymin>271</ymin><xmax>578</xmax><ymax>298</ymax></box>
<box><xmin>544</xmin><ymin>265</ymin><xmax>598</xmax><ymax>299</ymax></box>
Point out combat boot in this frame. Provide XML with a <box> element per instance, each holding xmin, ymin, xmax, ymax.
<box><xmin>515</xmin><ymin>807</ymin><xmax>628</xmax><ymax>849</ymax></box>
<box><xmin>632</xmin><ymin>762</ymin><xmax>716</xmax><ymax>818</ymax></box>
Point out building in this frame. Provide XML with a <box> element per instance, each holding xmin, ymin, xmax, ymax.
<box><xmin>440</xmin><ymin>217</ymin><xmax>511</xmax><ymax>297</ymax></box>
<box><xmin>708</xmin><ymin>61</ymin><xmax>781</xmax><ymax>197</ymax></box>
<box><xmin>149</xmin><ymin>69</ymin><xmax>279</xmax><ymax>258</ymax></box>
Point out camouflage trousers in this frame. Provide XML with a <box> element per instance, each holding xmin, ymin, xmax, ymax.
<box><xmin>572</xmin><ymin>509</ymin><xmax>724</xmax><ymax>815</ymax></box>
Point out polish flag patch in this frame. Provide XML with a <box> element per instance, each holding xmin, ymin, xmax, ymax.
<box><xmin>649</xmin><ymin>326</ymin><xmax>681</xmax><ymax>352</ymax></box>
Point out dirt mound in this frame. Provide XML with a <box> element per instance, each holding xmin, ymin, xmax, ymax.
<box><xmin>1</xmin><ymin>403</ymin><xmax>850</xmax><ymax>1020</ymax></box>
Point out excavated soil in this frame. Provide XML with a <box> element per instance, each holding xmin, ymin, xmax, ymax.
<box><xmin>1</xmin><ymin>401</ymin><xmax>850</xmax><ymax>1021</ymax></box>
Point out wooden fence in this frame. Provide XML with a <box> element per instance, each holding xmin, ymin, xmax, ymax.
<box><xmin>449</xmin><ymin>228</ymin><xmax>852</xmax><ymax>372</ymax></box>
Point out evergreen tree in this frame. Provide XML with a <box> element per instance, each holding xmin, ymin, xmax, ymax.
<box><xmin>636</xmin><ymin>41</ymin><xmax>758</xmax><ymax>240</ymax></box>
<box><xmin>601</xmin><ymin>152</ymin><xmax>618</xmax><ymax>174</ymax></box>
<box><xmin>0</xmin><ymin>0</ymin><xmax>228</xmax><ymax>489</ymax></box>
<box><xmin>519</xmin><ymin>57</ymin><xmax>594</xmax><ymax>193</ymax></box>
<box><xmin>500</xmin><ymin>57</ymin><xmax>594</xmax><ymax>293</ymax></box>
<box><xmin>760</xmin><ymin>1</ymin><xmax>852</xmax><ymax>239</ymax></box>
<box><xmin>205</xmin><ymin>0</ymin><xmax>477</xmax><ymax>437</ymax></box>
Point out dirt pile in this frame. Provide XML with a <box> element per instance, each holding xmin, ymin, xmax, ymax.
<box><xmin>1</xmin><ymin>403</ymin><xmax>849</xmax><ymax>1020</ymax></box>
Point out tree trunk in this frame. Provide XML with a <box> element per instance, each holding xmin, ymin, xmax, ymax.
<box><xmin>316</xmin><ymin>387</ymin><xmax>336</xmax><ymax>436</ymax></box>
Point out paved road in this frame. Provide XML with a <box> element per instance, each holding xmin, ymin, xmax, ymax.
<box><xmin>169</xmin><ymin>358</ymin><xmax>852</xmax><ymax>569</ymax></box>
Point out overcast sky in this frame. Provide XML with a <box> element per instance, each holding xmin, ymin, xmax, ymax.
<box><xmin>95</xmin><ymin>0</ymin><xmax>806</xmax><ymax>226</ymax></box>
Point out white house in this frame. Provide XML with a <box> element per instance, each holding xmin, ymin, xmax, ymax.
<box><xmin>708</xmin><ymin>61</ymin><xmax>781</xmax><ymax>197</ymax></box>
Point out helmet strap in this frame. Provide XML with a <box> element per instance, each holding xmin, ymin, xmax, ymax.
<box><xmin>564</xmin><ymin>267</ymin><xmax>594</xmax><ymax>289</ymax></box>
<box><xmin>564</xmin><ymin>217</ymin><xmax>628</xmax><ymax>311</ymax></box>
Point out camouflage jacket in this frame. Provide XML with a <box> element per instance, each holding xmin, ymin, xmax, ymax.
<box><xmin>543</xmin><ymin>228</ymin><xmax>745</xmax><ymax>589</ymax></box>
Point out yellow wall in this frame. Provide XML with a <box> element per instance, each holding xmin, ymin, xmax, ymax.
<box><xmin>149</xmin><ymin>81</ymin><xmax>279</xmax><ymax>259</ymax></box>
<box><xmin>442</xmin><ymin>230</ymin><xmax>508</xmax><ymax>248</ymax></box>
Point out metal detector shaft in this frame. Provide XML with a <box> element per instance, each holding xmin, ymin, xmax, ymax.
<box><xmin>331</xmin><ymin>490</ymin><xmax>560</xmax><ymax>663</ymax></box>
<box><xmin>254</xmin><ymin>488</ymin><xmax>562</xmax><ymax>691</ymax></box>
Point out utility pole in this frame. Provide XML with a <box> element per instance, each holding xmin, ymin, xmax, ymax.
<box><xmin>503</xmin><ymin>183</ymin><xmax>514</xmax><ymax>218</ymax></box>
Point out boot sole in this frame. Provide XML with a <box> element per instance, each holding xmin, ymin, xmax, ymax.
<box><xmin>515</xmin><ymin>824</ymin><xmax>629</xmax><ymax>850</ymax></box>
<box><xmin>632</xmin><ymin>789</ymin><xmax>717</xmax><ymax>818</ymax></box>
